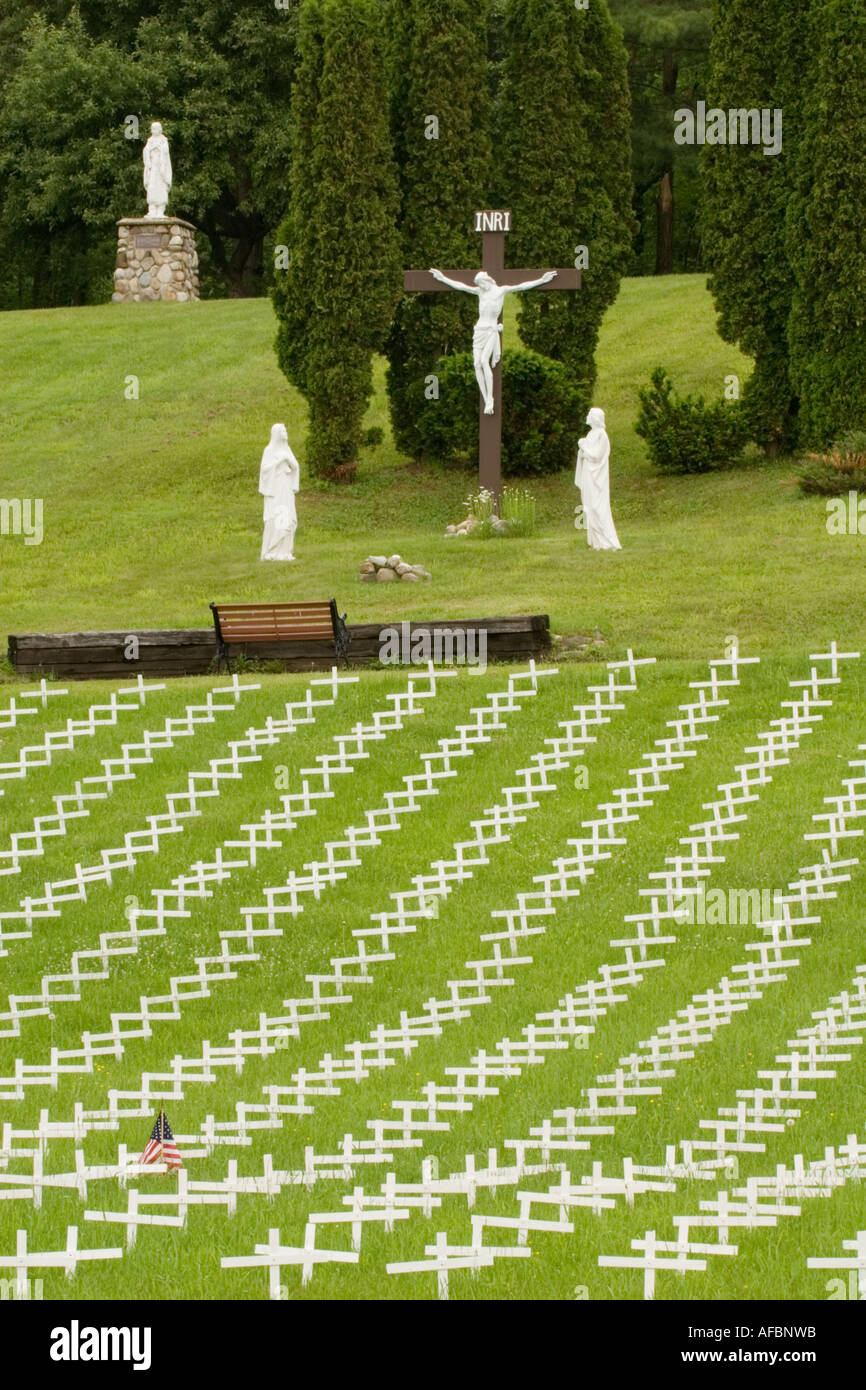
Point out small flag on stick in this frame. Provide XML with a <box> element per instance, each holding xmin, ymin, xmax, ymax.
<box><xmin>140</xmin><ymin>1107</ymin><xmax>183</xmax><ymax>1171</ymax></box>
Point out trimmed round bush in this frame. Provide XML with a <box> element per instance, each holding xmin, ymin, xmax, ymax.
<box><xmin>415</xmin><ymin>348</ymin><xmax>586</xmax><ymax>476</ymax></box>
<box><xmin>636</xmin><ymin>367</ymin><xmax>748</xmax><ymax>474</ymax></box>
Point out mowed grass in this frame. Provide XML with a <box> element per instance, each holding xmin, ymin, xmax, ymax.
<box><xmin>1</xmin><ymin>656</ymin><xmax>864</xmax><ymax>1300</ymax></box>
<box><xmin>0</xmin><ymin>275</ymin><xmax>857</xmax><ymax>664</ymax></box>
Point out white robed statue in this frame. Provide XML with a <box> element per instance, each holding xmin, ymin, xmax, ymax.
<box><xmin>259</xmin><ymin>423</ymin><xmax>300</xmax><ymax>561</ymax></box>
<box><xmin>575</xmin><ymin>407</ymin><xmax>621</xmax><ymax>551</ymax></box>
<box><xmin>143</xmin><ymin>121</ymin><xmax>172</xmax><ymax>219</ymax></box>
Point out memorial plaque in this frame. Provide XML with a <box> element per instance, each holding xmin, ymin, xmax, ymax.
<box><xmin>134</xmin><ymin>234</ymin><xmax>164</xmax><ymax>249</ymax></box>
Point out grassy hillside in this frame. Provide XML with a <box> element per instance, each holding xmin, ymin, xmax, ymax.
<box><xmin>0</xmin><ymin>277</ymin><xmax>857</xmax><ymax>663</ymax></box>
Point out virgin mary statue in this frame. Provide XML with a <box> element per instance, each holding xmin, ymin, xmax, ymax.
<box><xmin>575</xmin><ymin>407</ymin><xmax>621</xmax><ymax>551</ymax></box>
<box><xmin>259</xmin><ymin>423</ymin><xmax>300</xmax><ymax>561</ymax></box>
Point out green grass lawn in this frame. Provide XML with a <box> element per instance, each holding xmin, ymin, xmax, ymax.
<box><xmin>0</xmin><ymin>656</ymin><xmax>864</xmax><ymax>1301</ymax></box>
<box><xmin>0</xmin><ymin>275</ymin><xmax>856</xmax><ymax>668</ymax></box>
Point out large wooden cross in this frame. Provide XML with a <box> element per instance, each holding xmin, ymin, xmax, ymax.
<box><xmin>404</xmin><ymin>210</ymin><xmax>581</xmax><ymax>499</ymax></box>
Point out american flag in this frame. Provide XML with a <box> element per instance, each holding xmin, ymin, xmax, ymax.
<box><xmin>140</xmin><ymin>1110</ymin><xmax>183</xmax><ymax>1170</ymax></box>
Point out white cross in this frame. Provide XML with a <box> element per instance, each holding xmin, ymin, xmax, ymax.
<box><xmin>387</xmin><ymin>1230</ymin><xmax>495</xmax><ymax>1300</ymax></box>
<box><xmin>810</xmin><ymin>643</ymin><xmax>860</xmax><ymax>678</ymax></box>
<box><xmin>311</xmin><ymin>1193</ymin><xmax>409</xmax><ymax>1251</ymax></box>
<box><xmin>807</xmin><ymin>1230</ymin><xmax>866</xmax><ymax>1298</ymax></box>
<box><xmin>118</xmin><ymin>676</ymin><xmax>166</xmax><ymax>702</ymax></box>
<box><xmin>0</xmin><ymin>1227</ymin><xmax>122</xmax><ymax>1296</ymax></box>
<box><xmin>222</xmin><ymin>1223</ymin><xmax>359</xmax><ymax>1297</ymax></box>
<box><xmin>213</xmin><ymin>675</ymin><xmax>260</xmax><ymax>701</ymax></box>
<box><xmin>599</xmin><ymin>1230</ymin><xmax>709</xmax><ymax>1300</ymax></box>
<box><xmin>21</xmin><ymin>679</ymin><xmax>69</xmax><ymax>707</ymax></box>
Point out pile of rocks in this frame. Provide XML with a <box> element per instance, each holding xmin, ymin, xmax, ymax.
<box><xmin>446</xmin><ymin>513</ymin><xmax>508</xmax><ymax>536</ymax></box>
<box><xmin>360</xmin><ymin>553</ymin><xmax>432</xmax><ymax>583</ymax></box>
<box><xmin>112</xmin><ymin>218</ymin><xmax>200</xmax><ymax>304</ymax></box>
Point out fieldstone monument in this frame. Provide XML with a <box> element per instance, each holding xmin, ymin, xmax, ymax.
<box><xmin>112</xmin><ymin>122</ymin><xmax>200</xmax><ymax>304</ymax></box>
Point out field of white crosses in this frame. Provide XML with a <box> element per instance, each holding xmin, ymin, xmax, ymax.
<box><xmin>1</xmin><ymin>649</ymin><xmax>865</xmax><ymax>1302</ymax></box>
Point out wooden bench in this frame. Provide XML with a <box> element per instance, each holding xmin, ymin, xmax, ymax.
<box><xmin>209</xmin><ymin>599</ymin><xmax>350</xmax><ymax>673</ymax></box>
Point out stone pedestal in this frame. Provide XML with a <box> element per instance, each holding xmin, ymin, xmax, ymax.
<box><xmin>112</xmin><ymin>218</ymin><xmax>200</xmax><ymax>303</ymax></box>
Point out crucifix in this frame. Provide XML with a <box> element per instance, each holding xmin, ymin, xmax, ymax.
<box><xmin>403</xmin><ymin>210</ymin><xmax>581</xmax><ymax>499</ymax></box>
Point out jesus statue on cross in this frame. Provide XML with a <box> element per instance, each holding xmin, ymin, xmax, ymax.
<box><xmin>428</xmin><ymin>266</ymin><xmax>558</xmax><ymax>414</ymax></box>
<box><xmin>404</xmin><ymin>211</ymin><xmax>581</xmax><ymax>498</ymax></box>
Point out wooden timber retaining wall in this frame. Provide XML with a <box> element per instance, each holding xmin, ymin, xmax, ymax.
<box><xmin>7</xmin><ymin>615</ymin><xmax>551</xmax><ymax>680</ymax></box>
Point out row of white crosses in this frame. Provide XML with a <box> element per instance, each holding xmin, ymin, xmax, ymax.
<box><xmin>3</xmin><ymin>649</ymin><xmax>858</xmax><ymax>1299</ymax></box>
<box><xmin>0</xmin><ymin>662</ymin><xmax>631</xmax><ymax>1235</ymax></box>
<box><xmin>172</xmin><ymin>649</ymin><xmax>761</xmax><ymax>1289</ymax></box>
<box><xmin>91</xmin><ymin>654</ymin><xmax>644</xmax><ymax>1153</ymax></box>
<box><xmin>603</xmin><ymin>963</ymin><xmax>866</xmax><ymax>1297</ymax></box>
<box><xmin>567</xmin><ymin>735</ymin><xmax>866</xmax><ymax>1172</ymax></box>
<box><xmin>602</xmin><ymin>1124</ymin><xmax>866</xmax><ymax>1300</ymax></box>
<box><xmin>114</xmin><ymin>1127</ymin><xmax>862</xmax><ymax>1301</ymax></box>
<box><xmin>378</xmin><ymin>947</ymin><xmax>866</xmax><ymax>1299</ymax></box>
<box><xmin>0</xmin><ymin>675</ymin><xmax>303</xmax><ymax>956</ymax></box>
<box><xmin>0</xmin><ymin>675</ymin><xmax>164</xmax><ymax>787</ymax></box>
<box><xmin>433</xmin><ymin>674</ymin><xmax>863</xmax><ymax>1278</ymax></box>
<box><xmin>286</xmin><ymin>933</ymin><xmax>866</xmax><ymax>1298</ymax></box>
<box><xmin>447</xmin><ymin>647</ymin><xmax>858</xmax><ymax>1172</ymax></box>
<box><xmin>1</xmin><ymin>665</ymin><xmax>458</xmax><ymax>1045</ymax></box>
<box><xmin>226</xmin><ymin>1204</ymin><xmax>533</xmax><ymax>1301</ymax></box>
<box><xmin>0</xmin><ymin>1227</ymin><xmax>122</xmax><ymax>1299</ymax></box>
<box><xmin>507</xmin><ymin>859</ymin><xmax>862</xmax><ymax>1264</ymax></box>
<box><xmin>0</xmin><ymin>664</ymin><xmax>551</xmax><ymax>1106</ymax></box>
<box><xmin>9</xmin><ymin>958</ymin><xmax>865</xmax><ymax>1292</ymax></box>
<box><xmin>0</xmin><ymin>672</ymin><xmax>275</xmax><ymax>881</ymax></box>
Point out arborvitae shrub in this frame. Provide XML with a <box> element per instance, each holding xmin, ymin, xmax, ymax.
<box><xmin>636</xmin><ymin>368</ymin><xmax>748</xmax><ymax>474</ymax></box>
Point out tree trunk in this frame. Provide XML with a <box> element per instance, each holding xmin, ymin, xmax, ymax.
<box><xmin>656</xmin><ymin>47</ymin><xmax>679</xmax><ymax>276</ymax></box>
<box><xmin>226</xmin><ymin>237</ymin><xmax>263</xmax><ymax>299</ymax></box>
<box><xmin>200</xmin><ymin>214</ymin><xmax>264</xmax><ymax>298</ymax></box>
<box><xmin>656</xmin><ymin>169</ymin><xmax>674</xmax><ymax>275</ymax></box>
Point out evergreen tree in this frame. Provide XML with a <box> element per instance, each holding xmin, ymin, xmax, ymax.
<box><xmin>384</xmin><ymin>0</ymin><xmax>492</xmax><ymax>458</ymax></box>
<box><xmin>702</xmin><ymin>0</ymin><xmax>809</xmax><ymax>453</ymax></box>
<box><xmin>497</xmin><ymin>0</ymin><xmax>634</xmax><ymax>413</ymax></box>
<box><xmin>272</xmin><ymin>0</ymin><xmax>401</xmax><ymax>479</ymax></box>
<box><xmin>787</xmin><ymin>0</ymin><xmax>866</xmax><ymax>445</ymax></box>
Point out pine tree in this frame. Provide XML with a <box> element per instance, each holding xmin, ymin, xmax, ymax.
<box><xmin>701</xmin><ymin>0</ymin><xmax>809</xmax><ymax>453</ymax></box>
<box><xmin>271</xmin><ymin>0</ymin><xmax>401</xmax><ymax>478</ymax></box>
<box><xmin>384</xmin><ymin>0</ymin><xmax>491</xmax><ymax>459</ymax></box>
<box><xmin>787</xmin><ymin>0</ymin><xmax>866</xmax><ymax>445</ymax></box>
<box><xmin>496</xmin><ymin>0</ymin><xmax>634</xmax><ymax>413</ymax></box>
